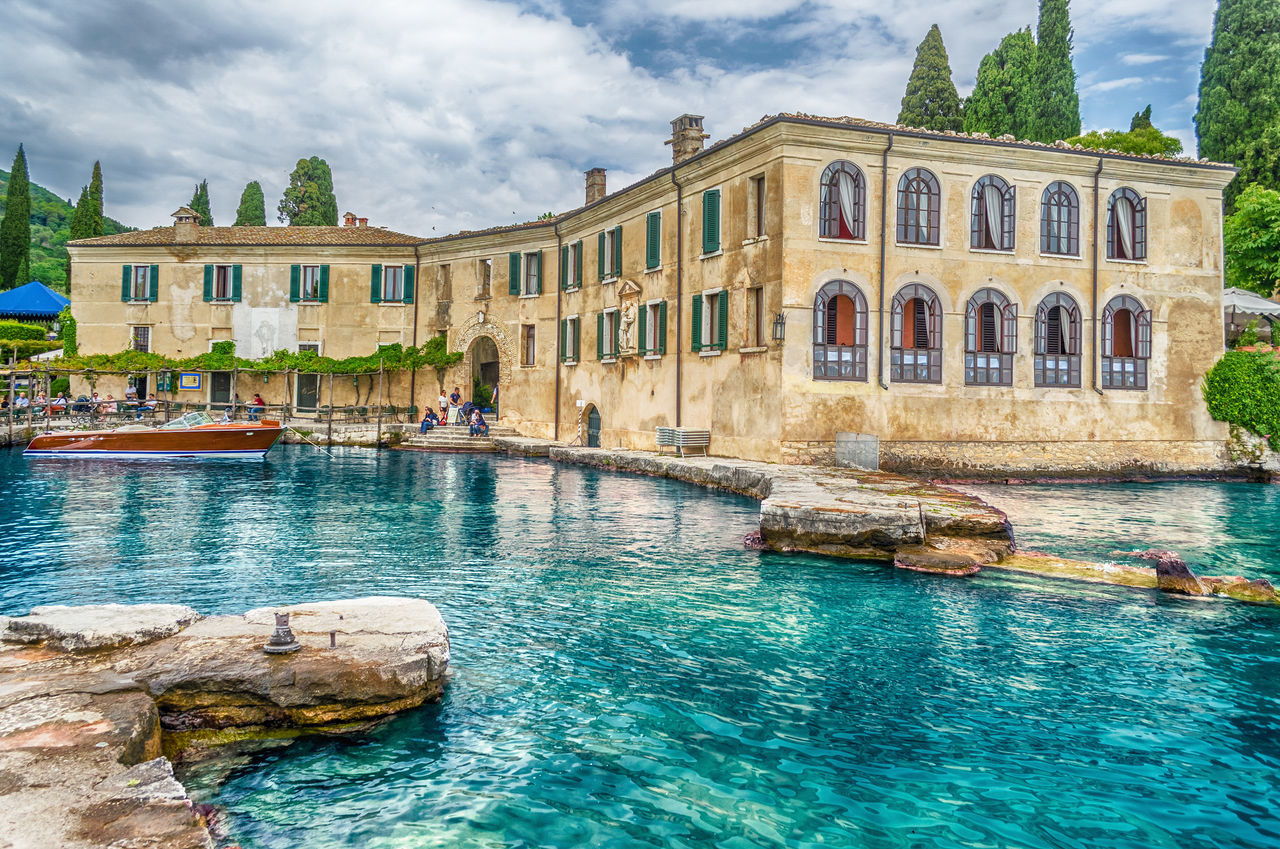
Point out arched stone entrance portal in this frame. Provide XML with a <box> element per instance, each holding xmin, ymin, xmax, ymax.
<box><xmin>455</xmin><ymin>319</ymin><xmax>514</xmax><ymax>415</ymax></box>
<box><xmin>468</xmin><ymin>335</ymin><xmax>500</xmax><ymax>407</ymax></box>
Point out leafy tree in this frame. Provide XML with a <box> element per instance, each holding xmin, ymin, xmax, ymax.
<box><xmin>1224</xmin><ymin>183</ymin><xmax>1280</xmax><ymax>297</ymax></box>
<box><xmin>963</xmin><ymin>28</ymin><xmax>1036</xmax><ymax>138</ymax></box>
<box><xmin>1029</xmin><ymin>0</ymin><xmax>1081</xmax><ymax>143</ymax></box>
<box><xmin>1130</xmin><ymin>105</ymin><xmax>1154</xmax><ymax>131</ymax></box>
<box><xmin>1066</xmin><ymin>125</ymin><xmax>1184</xmax><ymax>157</ymax></box>
<box><xmin>57</xmin><ymin>305</ymin><xmax>77</xmax><ymax>356</ymax></box>
<box><xmin>65</xmin><ymin>185</ymin><xmax>93</xmax><ymax>281</ymax></box>
<box><xmin>422</xmin><ymin>333</ymin><xmax>464</xmax><ymax>393</ymax></box>
<box><xmin>1195</xmin><ymin>0</ymin><xmax>1280</xmax><ymax>203</ymax></box>
<box><xmin>278</xmin><ymin>156</ymin><xmax>338</xmax><ymax>226</ymax></box>
<box><xmin>87</xmin><ymin>160</ymin><xmax>104</xmax><ymax>236</ymax></box>
<box><xmin>0</xmin><ymin>145</ymin><xmax>31</xmax><ymax>289</ymax></box>
<box><xmin>1203</xmin><ymin>349</ymin><xmax>1280</xmax><ymax>449</ymax></box>
<box><xmin>188</xmin><ymin>179</ymin><xmax>213</xmax><ymax>226</ymax></box>
<box><xmin>234</xmin><ymin>180</ymin><xmax>266</xmax><ymax>226</ymax></box>
<box><xmin>897</xmin><ymin>24</ymin><xmax>964</xmax><ymax>132</ymax></box>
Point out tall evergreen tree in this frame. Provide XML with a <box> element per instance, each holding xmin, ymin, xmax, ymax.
<box><xmin>188</xmin><ymin>179</ymin><xmax>213</xmax><ymax>226</ymax></box>
<box><xmin>0</xmin><ymin>144</ymin><xmax>31</xmax><ymax>289</ymax></box>
<box><xmin>1195</xmin><ymin>0</ymin><xmax>1280</xmax><ymax>204</ymax></box>
<box><xmin>277</xmin><ymin>156</ymin><xmax>338</xmax><ymax>225</ymax></box>
<box><xmin>1030</xmin><ymin>0</ymin><xmax>1081</xmax><ymax>142</ymax></box>
<box><xmin>87</xmin><ymin>160</ymin><xmax>104</xmax><ymax>236</ymax></box>
<box><xmin>897</xmin><ymin>24</ymin><xmax>964</xmax><ymax>132</ymax></box>
<box><xmin>234</xmin><ymin>180</ymin><xmax>267</xmax><ymax>226</ymax></box>
<box><xmin>65</xmin><ymin>185</ymin><xmax>94</xmax><ymax>281</ymax></box>
<box><xmin>963</xmin><ymin>28</ymin><xmax>1037</xmax><ymax>138</ymax></box>
<box><xmin>1130</xmin><ymin>105</ymin><xmax>1154</xmax><ymax>132</ymax></box>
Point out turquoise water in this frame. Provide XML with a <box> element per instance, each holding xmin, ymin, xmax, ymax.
<box><xmin>1</xmin><ymin>447</ymin><xmax>1278</xmax><ymax>848</ymax></box>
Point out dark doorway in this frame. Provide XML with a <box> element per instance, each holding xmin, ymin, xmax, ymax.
<box><xmin>586</xmin><ymin>405</ymin><xmax>601</xmax><ymax>448</ymax></box>
<box><xmin>297</xmin><ymin>374</ymin><xmax>320</xmax><ymax>413</ymax></box>
<box><xmin>210</xmin><ymin>372</ymin><xmax>231</xmax><ymax>406</ymax></box>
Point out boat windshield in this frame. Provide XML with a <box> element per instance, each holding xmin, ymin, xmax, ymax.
<box><xmin>159</xmin><ymin>411</ymin><xmax>216</xmax><ymax>430</ymax></box>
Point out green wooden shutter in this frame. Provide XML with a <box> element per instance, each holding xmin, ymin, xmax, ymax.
<box><xmin>658</xmin><ymin>300</ymin><xmax>668</xmax><ymax>354</ymax></box>
<box><xmin>596</xmin><ymin>312</ymin><xmax>604</xmax><ymax>359</ymax></box>
<box><xmin>573</xmin><ymin>319</ymin><xmax>580</xmax><ymax>361</ymax></box>
<box><xmin>319</xmin><ymin>265</ymin><xmax>329</xmax><ymax>303</ymax></box>
<box><xmin>691</xmin><ymin>295</ymin><xmax>702</xmax><ymax>351</ymax></box>
<box><xmin>574</xmin><ymin>240</ymin><xmax>583</xmax><ymax>287</ymax></box>
<box><xmin>202</xmin><ymin>265</ymin><xmax>214</xmax><ymax>302</ymax></box>
<box><xmin>638</xmin><ymin>304</ymin><xmax>648</xmax><ymax>355</ymax></box>
<box><xmin>290</xmin><ymin>265</ymin><xmax>301</xmax><ymax>302</ymax></box>
<box><xmin>148</xmin><ymin>265</ymin><xmax>159</xmax><ymax>302</ymax></box>
<box><xmin>508</xmin><ymin>252</ymin><xmax>520</xmax><ymax>295</ymax></box>
<box><xmin>717</xmin><ymin>290</ymin><xmax>728</xmax><ymax>349</ymax></box>
<box><xmin>231</xmin><ymin>265</ymin><xmax>243</xmax><ymax>302</ymax></box>
<box><xmin>370</xmin><ymin>264</ymin><xmax>382</xmax><ymax>303</ymax></box>
<box><xmin>121</xmin><ymin>266</ymin><xmax>132</xmax><ymax>301</ymax></box>
<box><xmin>560</xmin><ymin>245</ymin><xmax>568</xmax><ymax>291</ymax></box>
<box><xmin>560</xmin><ymin>319</ymin><xmax>567</xmax><ymax>362</ymax></box>
<box><xmin>646</xmin><ymin>211</ymin><xmax>661</xmax><ymax>269</ymax></box>
<box><xmin>612</xmin><ymin>225</ymin><xmax>622</xmax><ymax>276</ymax></box>
<box><xmin>612</xmin><ymin>312</ymin><xmax>620</xmax><ymax>355</ymax></box>
<box><xmin>535</xmin><ymin>251</ymin><xmax>543</xmax><ymax>294</ymax></box>
<box><xmin>597</xmin><ymin>231</ymin><xmax>606</xmax><ymax>281</ymax></box>
<box><xmin>403</xmin><ymin>265</ymin><xmax>415</xmax><ymax>304</ymax></box>
<box><xmin>702</xmin><ymin>189</ymin><xmax>721</xmax><ymax>254</ymax></box>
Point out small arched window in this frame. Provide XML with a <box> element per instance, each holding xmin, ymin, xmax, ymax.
<box><xmin>896</xmin><ymin>168</ymin><xmax>940</xmax><ymax>246</ymax></box>
<box><xmin>819</xmin><ymin>161</ymin><xmax>866</xmax><ymax>241</ymax></box>
<box><xmin>1034</xmin><ymin>292</ymin><xmax>1081</xmax><ymax>387</ymax></box>
<box><xmin>813</xmin><ymin>280</ymin><xmax>869</xmax><ymax>381</ymax></box>
<box><xmin>1107</xmin><ymin>188</ymin><xmax>1147</xmax><ymax>261</ymax></box>
<box><xmin>1101</xmin><ymin>294</ymin><xmax>1151</xmax><ymax>390</ymax></box>
<box><xmin>1041</xmin><ymin>182</ymin><xmax>1079</xmax><ymax>256</ymax></box>
<box><xmin>970</xmin><ymin>176</ymin><xmax>1015</xmax><ymax>251</ymax></box>
<box><xmin>964</xmin><ymin>288</ymin><xmax>1017</xmax><ymax>385</ymax></box>
<box><xmin>890</xmin><ymin>283</ymin><xmax>942</xmax><ymax>383</ymax></box>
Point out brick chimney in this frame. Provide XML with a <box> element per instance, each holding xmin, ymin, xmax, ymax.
<box><xmin>585</xmin><ymin>168</ymin><xmax>607</xmax><ymax>205</ymax></box>
<box><xmin>343</xmin><ymin>212</ymin><xmax>357</xmax><ymax>227</ymax></box>
<box><xmin>171</xmin><ymin>207</ymin><xmax>200</xmax><ymax>242</ymax></box>
<box><xmin>358</xmin><ymin>217</ymin><xmax>368</xmax><ymax>227</ymax></box>
<box><xmin>665</xmin><ymin>114</ymin><xmax>708</xmax><ymax>165</ymax></box>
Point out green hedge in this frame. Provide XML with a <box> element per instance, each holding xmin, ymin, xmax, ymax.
<box><xmin>1203</xmin><ymin>349</ymin><xmax>1280</xmax><ymax>449</ymax></box>
<box><xmin>0</xmin><ymin>321</ymin><xmax>47</xmax><ymax>341</ymax></box>
<box><xmin>0</xmin><ymin>339</ymin><xmax>62</xmax><ymax>359</ymax></box>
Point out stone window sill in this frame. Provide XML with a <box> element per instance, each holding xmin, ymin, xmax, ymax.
<box><xmin>644</xmin><ymin>265</ymin><xmax>662</xmax><ymax>274</ymax></box>
<box><xmin>644</xmin><ymin>353</ymin><xmax>662</xmax><ymax>361</ymax></box>
<box><xmin>894</xmin><ymin>241</ymin><xmax>943</xmax><ymax>251</ymax></box>
<box><xmin>739</xmin><ymin>346</ymin><xmax>768</xmax><ymax>354</ymax></box>
<box><xmin>699</xmin><ymin>349</ymin><xmax>723</xmax><ymax>358</ymax></box>
<box><xmin>743</xmin><ymin>235</ymin><xmax>770</xmax><ymax>246</ymax></box>
<box><xmin>700</xmin><ymin>249</ymin><xmax>723</xmax><ymax>260</ymax></box>
<box><xmin>816</xmin><ymin>236</ymin><xmax>865</xmax><ymax>246</ymax></box>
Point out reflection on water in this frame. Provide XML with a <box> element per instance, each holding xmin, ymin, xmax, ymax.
<box><xmin>1</xmin><ymin>448</ymin><xmax>1278</xmax><ymax>848</ymax></box>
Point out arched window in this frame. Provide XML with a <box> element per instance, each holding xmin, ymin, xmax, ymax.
<box><xmin>813</xmin><ymin>280</ymin><xmax>869</xmax><ymax>381</ymax></box>
<box><xmin>970</xmin><ymin>176</ymin><xmax>1015</xmax><ymax>251</ymax></box>
<box><xmin>819</xmin><ymin>161</ymin><xmax>866</xmax><ymax>241</ymax></box>
<box><xmin>1034</xmin><ymin>292</ymin><xmax>1081</xmax><ymax>387</ymax></box>
<box><xmin>964</xmin><ymin>288</ymin><xmax>1017</xmax><ymax>385</ymax></box>
<box><xmin>890</xmin><ymin>283</ymin><xmax>942</xmax><ymax>383</ymax></box>
<box><xmin>1040</xmin><ymin>182</ymin><xmax>1079</xmax><ymax>256</ymax></box>
<box><xmin>1101</xmin><ymin>294</ymin><xmax>1151</xmax><ymax>390</ymax></box>
<box><xmin>1107</xmin><ymin>188</ymin><xmax>1147</xmax><ymax>261</ymax></box>
<box><xmin>896</xmin><ymin>168</ymin><xmax>940</xmax><ymax>246</ymax></box>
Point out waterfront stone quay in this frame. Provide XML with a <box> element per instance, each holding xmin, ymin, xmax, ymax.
<box><xmin>0</xmin><ymin>597</ymin><xmax>449</xmax><ymax>849</ymax></box>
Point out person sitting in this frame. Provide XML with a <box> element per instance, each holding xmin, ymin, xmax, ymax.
<box><xmin>124</xmin><ymin>385</ymin><xmax>138</xmax><ymax>402</ymax></box>
<box><xmin>220</xmin><ymin>407</ymin><xmax>234</xmax><ymax>423</ymax></box>
<box><xmin>15</xmin><ymin>392</ymin><xmax>29</xmax><ymax>409</ymax></box>
<box><xmin>0</xmin><ymin>397</ymin><xmax>8</xmax><ymax>411</ymax></box>
<box><xmin>50</xmin><ymin>393</ymin><xmax>68</xmax><ymax>413</ymax></box>
<box><xmin>137</xmin><ymin>394</ymin><xmax>158</xmax><ymax>419</ymax></box>
<box><xmin>419</xmin><ymin>408</ymin><xmax>439</xmax><ymax>433</ymax></box>
<box><xmin>102</xmin><ymin>394</ymin><xmax>117</xmax><ymax>414</ymax></box>
<box><xmin>469</xmin><ymin>408</ymin><xmax>488</xmax><ymax>437</ymax></box>
<box><xmin>248</xmin><ymin>393</ymin><xmax>266</xmax><ymax>422</ymax></box>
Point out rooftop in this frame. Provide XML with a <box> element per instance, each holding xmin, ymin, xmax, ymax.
<box><xmin>69</xmin><ymin>225</ymin><xmax>425</xmax><ymax>248</ymax></box>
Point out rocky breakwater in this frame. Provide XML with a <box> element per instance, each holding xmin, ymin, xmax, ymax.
<box><xmin>0</xmin><ymin>597</ymin><xmax>449</xmax><ymax>849</ymax></box>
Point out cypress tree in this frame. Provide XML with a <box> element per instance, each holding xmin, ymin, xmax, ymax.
<box><xmin>897</xmin><ymin>24</ymin><xmax>964</xmax><ymax>132</ymax></box>
<box><xmin>233</xmin><ymin>180</ymin><xmax>267</xmax><ymax>226</ymax></box>
<box><xmin>87</xmin><ymin>160</ymin><xmax>104</xmax><ymax>236</ymax></box>
<box><xmin>0</xmin><ymin>144</ymin><xmax>31</xmax><ymax>290</ymax></box>
<box><xmin>278</xmin><ymin>156</ymin><xmax>338</xmax><ymax>226</ymax></box>
<box><xmin>188</xmin><ymin>179</ymin><xmax>213</xmax><ymax>226</ymax></box>
<box><xmin>1130</xmin><ymin>105</ymin><xmax>1154</xmax><ymax>132</ymax></box>
<box><xmin>66</xmin><ymin>185</ymin><xmax>93</xmax><ymax>281</ymax></box>
<box><xmin>963</xmin><ymin>28</ymin><xmax>1037</xmax><ymax>138</ymax></box>
<box><xmin>1030</xmin><ymin>0</ymin><xmax>1081</xmax><ymax>142</ymax></box>
<box><xmin>1195</xmin><ymin>0</ymin><xmax>1280</xmax><ymax>203</ymax></box>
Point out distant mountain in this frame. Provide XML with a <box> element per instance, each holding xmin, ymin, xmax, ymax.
<box><xmin>0</xmin><ymin>167</ymin><xmax>132</xmax><ymax>294</ymax></box>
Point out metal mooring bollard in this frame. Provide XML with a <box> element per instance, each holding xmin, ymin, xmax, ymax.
<box><xmin>263</xmin><ymin>611</ymin><xmax>302</xmax><ymax>654</ymax></box>
<box><xmin>329</xmin><ymin>629</ymin><xmax>336</xmax><ymax>649</ymax></box>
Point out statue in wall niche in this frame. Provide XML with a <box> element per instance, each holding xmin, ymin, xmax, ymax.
<box><xmin>619</xmin><ymin>299</ymin><xmax>637</xmax><ymax>354</ymax></box>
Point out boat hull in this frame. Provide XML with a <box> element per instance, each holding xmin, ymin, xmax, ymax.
<box><xmin>24</xmin><ymin>425</ymin><xmax>285</xmax><ymax>459</ymax></box>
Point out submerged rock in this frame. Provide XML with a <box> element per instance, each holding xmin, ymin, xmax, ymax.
<box><xmin>1132</xmin><ymin>549</ymin><xmax>1209</xmax><ymax>596</ymax></box>
<box><xmin>893</xmin><ymin>546</ymin><xmax>982</xmax><ymax>577</ymax></box>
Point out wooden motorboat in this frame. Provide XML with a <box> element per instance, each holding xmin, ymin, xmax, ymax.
<box><xmin>24</xmin><ymin>411</ymin><xmax>285</xmax><ymax>459</ymax></box>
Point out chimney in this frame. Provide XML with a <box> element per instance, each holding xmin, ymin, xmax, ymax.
<box><xmin>357</xmin><ymin>217</ymin><xmax>368</xmax><ymax>227</ymax></box>
<box><xmin>585</xmin><ymin>168</ymin><xmax>607</xmax><ymax>205</ymax></box>
<box><xmin>171</xmin><ymin>207</ymin><xmax>200</xmax><ymax>242</ymax></box>
<box><xmin>665</xmin><ymin>114</ymin><xmax>708</xmax><ymax>165</ymax></box>
<box><xmin>343</xmin><ymin>212</ymin><xmax>357</xmax><ymax>227</ymax></box>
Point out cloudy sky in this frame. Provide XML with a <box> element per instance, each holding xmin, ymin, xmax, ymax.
<box><xmin>0</xmin><ymin>0</ymin><xmax>1217</xmax><ymax>236</ymax></box>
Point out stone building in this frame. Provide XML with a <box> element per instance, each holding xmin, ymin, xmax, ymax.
<box><xmin>68</xmin><ymin>114</ymin><xmax>1236</xmax><ymax>474</ymax></box>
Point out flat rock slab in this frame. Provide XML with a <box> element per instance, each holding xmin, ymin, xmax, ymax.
<box><xmin>1</xmin><ymin>603</ymin><xmax>202</xmax><ymax>652</ymax></box>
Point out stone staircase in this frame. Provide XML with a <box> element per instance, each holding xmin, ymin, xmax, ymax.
<box><xmin>399</xmin><ymin>423</ymin><xmax>518</xmax><ymax>453</ymax></box>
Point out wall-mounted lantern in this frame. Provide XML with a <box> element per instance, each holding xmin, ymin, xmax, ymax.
<box><xmin>771</xmin><ymin>312</ymin><xmax>786</xmax><ymax>342</ymax></box>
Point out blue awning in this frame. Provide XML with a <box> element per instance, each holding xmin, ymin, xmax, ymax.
<box><xmin>0</xmin><ymin>281</ymin><xmax>70</xmax><ymax>320</ymax></box>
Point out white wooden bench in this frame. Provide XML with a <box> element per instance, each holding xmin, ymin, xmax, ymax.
<box><xmin>655</xmin><ymin>426</ymin><xmax>710</xmax><ymax>457</ymax></box>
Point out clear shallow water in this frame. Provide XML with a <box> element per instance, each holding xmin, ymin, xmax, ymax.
<box><xmin>962</xmin><ymin>481</ymin><xmax>1280</xmax><ymax>582</ymax></box>
<box><xmin>1</xmin><ymin>447</ymin><xmax>1278</xmax><ymax>849</ymax></box>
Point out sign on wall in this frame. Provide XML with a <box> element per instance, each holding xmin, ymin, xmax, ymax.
<box><xmin>178</xmin><ymin>372</ymin><xmax>202</xmax><ymax>391</ymax></box>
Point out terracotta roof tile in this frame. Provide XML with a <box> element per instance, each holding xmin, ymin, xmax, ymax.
<box><xmin>70</xmin><ymin>225</ymin><xmax>425</xmax><ymax>248</ymax></box>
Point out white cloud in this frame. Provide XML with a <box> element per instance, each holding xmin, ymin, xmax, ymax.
<box><xmin>1121</xmin><ymin>53</ymin><xmax>1169</xmax><ymax>65</ymax></box>
<box><xmin>1085</xmin><ymin>76</ymin><xmax>1146</xmax><ymax>94</ymax></box>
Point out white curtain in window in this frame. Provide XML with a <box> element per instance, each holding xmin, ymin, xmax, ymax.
<box><xmin>1115</xmin><ymin>198</ymin><xmax>1134</xmax><ymax>258</ymax></box>
<box><xmin>837</xmin><ymin>170</ymin><xmax>858</xmax><ymax>235</ymax></box>
<box><xmin>983</xmin><ymin>184</ymin><xmax>1003</xmax><ymax>247</ymax></box>
<box><xmin>915</xmin><ymin>188</ymin><xmax>930</xmax><ymax>231</ymax></box>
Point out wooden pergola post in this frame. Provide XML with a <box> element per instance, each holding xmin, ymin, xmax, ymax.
<box><xmin>326</xmin><ymin>371</ymin><xmax>334</xmax><ymax>446</ymax></box>
<box><xmin>375</xmin><ymin>362</ymin><xmax>385</xmax><ymax>446</ymax></box>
